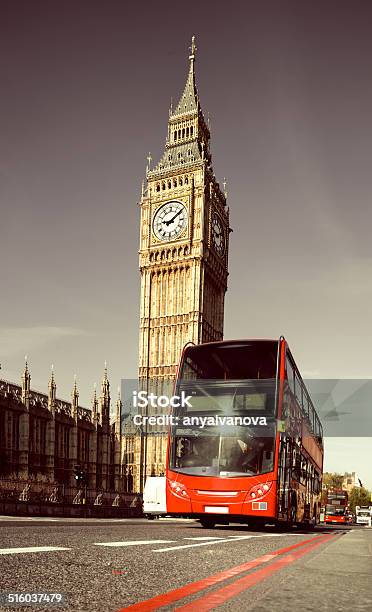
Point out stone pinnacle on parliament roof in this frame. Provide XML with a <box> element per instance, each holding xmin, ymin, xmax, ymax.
<box><xmin>101</xmin><ymin>361</ymin><xmax>110</xmax><ymax>398</ymax></box>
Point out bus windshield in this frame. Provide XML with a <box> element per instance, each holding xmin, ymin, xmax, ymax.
<box><xmin>170</xmin><ymin>341</ymin><xmax>278</xmax><ymax>477</ymax></box>
<box><xmin>326</xmin><ymin>506</ymin><xmax>346</xmax><ymax>516</ymax></box>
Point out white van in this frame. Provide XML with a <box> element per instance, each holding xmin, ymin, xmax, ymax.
<box><xmin>143</xmin><ymin>476</ymin><xmax>167</xmax><ymax>519</ymax></box>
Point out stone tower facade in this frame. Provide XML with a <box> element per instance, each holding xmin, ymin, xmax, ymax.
<box><xmin>127</xmin><ymin>38</ymin><xmax>230</xmax><ymax>492</ymax></box>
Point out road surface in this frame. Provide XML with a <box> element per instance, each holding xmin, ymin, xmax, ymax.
<box><xmin>0</xmin><ymin>517</ymin><xmax>371</xmax><ymax>611</ymax></box>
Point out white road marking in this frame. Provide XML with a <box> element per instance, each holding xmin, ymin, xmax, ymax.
<box><xmin>183</xmin><ymin>537</ymin><xmax>226</xmax><ymax>541</ymax></box>
<box><xmin>153</xmin><ymin>533</ymin><xmax>308</xmax><ymax>552</ymax></box>
<box><xmin>0</xmin><ymin>546</ymin><xmax>70</xmax><ymax>555</ymax></box>
<box><xmin>158</xmin><ymin>516</ymin><xmax>196</xmax><ymax>523</ymax></box>
<box><xmin>154</xmin><ymin>535</ymin><xmax>255</xmax><ymax>552</ymax></box>
<box><xmin>0</xmin><ymin>517</ymin><xmax>61</xmax><ymax>522</ymax></box>
<box><xmin>94</xmin><ymin>540</ymin><xmax>177</xmax><ymax>547</ymax></box>
<box><xmin>227</xmin><ymin>533</ymin><xmax>306</xmax><ymax>538</ymax></box>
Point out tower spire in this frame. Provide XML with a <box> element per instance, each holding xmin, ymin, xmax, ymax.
<box><xmin>100</xmin><ymin>362</ymin><xmax>110</xmax><ymax>432</ymax></box>
<box><xmin>149</xmin><ymin>36</ymin><xmax>211</xmax><ymax>175</ymax></box>
<box><xmin>171</xmin><ymin>36</ymin><xmax>200</xmax><ymax>117</ymax></box>
<box><xmin>71</xmin><ymin>374</ymin><xmax>79</xmax><ymax>420</ymax></box>
<box><xmin>48</xmin><ymin>364</ymin><xmax>56</xmax><ymax>413</ymax></box>
<box><xmin>102</xmin><ymin>361</ymin><xmax>109</xmax><ymax>393</ymax></box>
<box><xmin>92</xmin><ymin>382</ymin><xmax>99</xmax><ymax>426</ymax></box>
<box><xmin>189</xmin><ymin>35</ymin><xmax>197</xmax><ymax>62</ymax></box>
<box><xmin>22</xmin><ymin>355</ymin><xmax>31</xmax><ymax>408</ymax></box>
<box><xmin>116</xmin><ymin>386</ymin><xmax>122</xmax><ymax>435</ymax></box>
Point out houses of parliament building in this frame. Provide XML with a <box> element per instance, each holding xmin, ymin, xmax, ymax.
<box><xmin>0</xmin><ymin>37</ymin><xmax>230</xmax><ymax>495</ymax></box>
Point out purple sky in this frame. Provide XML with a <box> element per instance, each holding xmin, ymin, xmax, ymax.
<box><xmin>1</xmin><ymin>1</ymin><xmax>371</xmax><ymax>484</ymax></box>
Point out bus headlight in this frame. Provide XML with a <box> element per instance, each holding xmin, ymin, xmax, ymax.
<box><xmin>168</xmin><ymin>480</ymin><xmax>190</xmax><ymax>499</ymax></box>
<box><xmin>247</xmin><ymin>481</ymin><xmax>273</xmax><ymax>501</ymax></box>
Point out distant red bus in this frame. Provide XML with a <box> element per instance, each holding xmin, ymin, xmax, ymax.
<box><xmin>324</xmin><ymin>490</ymin><xmax>349</xmax><ymax>524</ymax></box>
<box><xmin>166</xmin><ymin>337</ymin><xmax>323</xmax><ymax>528</ymax></box>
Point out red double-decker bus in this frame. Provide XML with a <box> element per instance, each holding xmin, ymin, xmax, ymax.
<box><xmin>324</xmin><ymin>490</ymin><xmax>349</xmax><ymax>524</ymax></box>
<box><xmin>166</xmin><ymin>337</ymin><xmax>323</xmax><ymax>528</ymax></box>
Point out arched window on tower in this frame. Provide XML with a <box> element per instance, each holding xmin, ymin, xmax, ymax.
<box><xmin>174</xmin><ymin>131</ymin><xmax>177</xmax><ymax>141</ymax></box>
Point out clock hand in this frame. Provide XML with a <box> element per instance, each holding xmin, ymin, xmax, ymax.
<box><xmin>165</xmin><ymin>209</ymin><xmax>182</xmax><ymax>226</ymax></box>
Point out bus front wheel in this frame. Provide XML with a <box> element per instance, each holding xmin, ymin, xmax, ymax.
<box><xmin>200</xmin><ymin>518</ymin><xmax>216</xmax><ymax>529</ymax></box>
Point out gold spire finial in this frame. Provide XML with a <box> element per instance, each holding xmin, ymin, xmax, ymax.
<box><xmin>189</xmin><ymin>35</ymin><xmax>197</xmax><ymax>60</ymax></box>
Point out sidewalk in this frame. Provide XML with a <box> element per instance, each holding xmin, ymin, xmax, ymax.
<box><xmin>304</xmin><ymin>528</ymin><xmax>372</xmax><ymax>610</ymax></box>
<box><xmin>247</xmin><ymin>529</ymin><xmax>372</xmax><ymax>612</ymax></box>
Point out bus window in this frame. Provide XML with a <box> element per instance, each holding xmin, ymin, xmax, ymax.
<box><xmin>292</xmin><ymin>446</ymin><xmax>301</xmax><ymax>481</ymax></box>
<box><xmin>313</xmin><ymin>472</ymin><xmax>321</xmax><ymax>494</ymax></box>
<box><xmin>295</xmin><ymin>373</ymin><xmax>302</xmax><ymax>410</ymax></box>
<box><xmin>303</xmin><ymin>392</ymin><xmax>310</xmax><ymax>419</ymax></box>
<box><xmin>300</xmin><ymin>456</ymin><xmax>307</xmax><ymax>485</ymax></box>
<box><xmin>286</xmin><ymin>358</ymin><xmax>295</xmax><ymax>395</ymax></box>
<box><xmin>309</xmin><ymin>404</ymin><xmax>315</xmax><ymax>434</ymax></box>
<box><xmin>181</xmin><ymin>341</ymin><xmax>278</xmax><ymax>380</ymax></box>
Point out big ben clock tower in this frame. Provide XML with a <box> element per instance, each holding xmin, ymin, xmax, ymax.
<box><xmin>133</xmin><ymin>37</ymin><xmax>230</xmax><ymax>489</ymax></box>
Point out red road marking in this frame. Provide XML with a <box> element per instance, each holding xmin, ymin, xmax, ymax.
<box><xmin>116</xmin><ymin>533</ymin><xmax>337</xmax><ymax>612</ymax></box>
<box><xmin>176</xmin><ymin>532</ymin><xmax>338</xmax><ymax>610</ymax></box>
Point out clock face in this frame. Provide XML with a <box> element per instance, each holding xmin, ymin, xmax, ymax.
<box><xmin>153</xmin><ymin>200</ymin><xmax>188</xmax><ymax>242</ymax></box>
<box><xmin>212</xmin><ymin>214</ymin><xmax>225</xmax><ymax>256</ymax></box>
